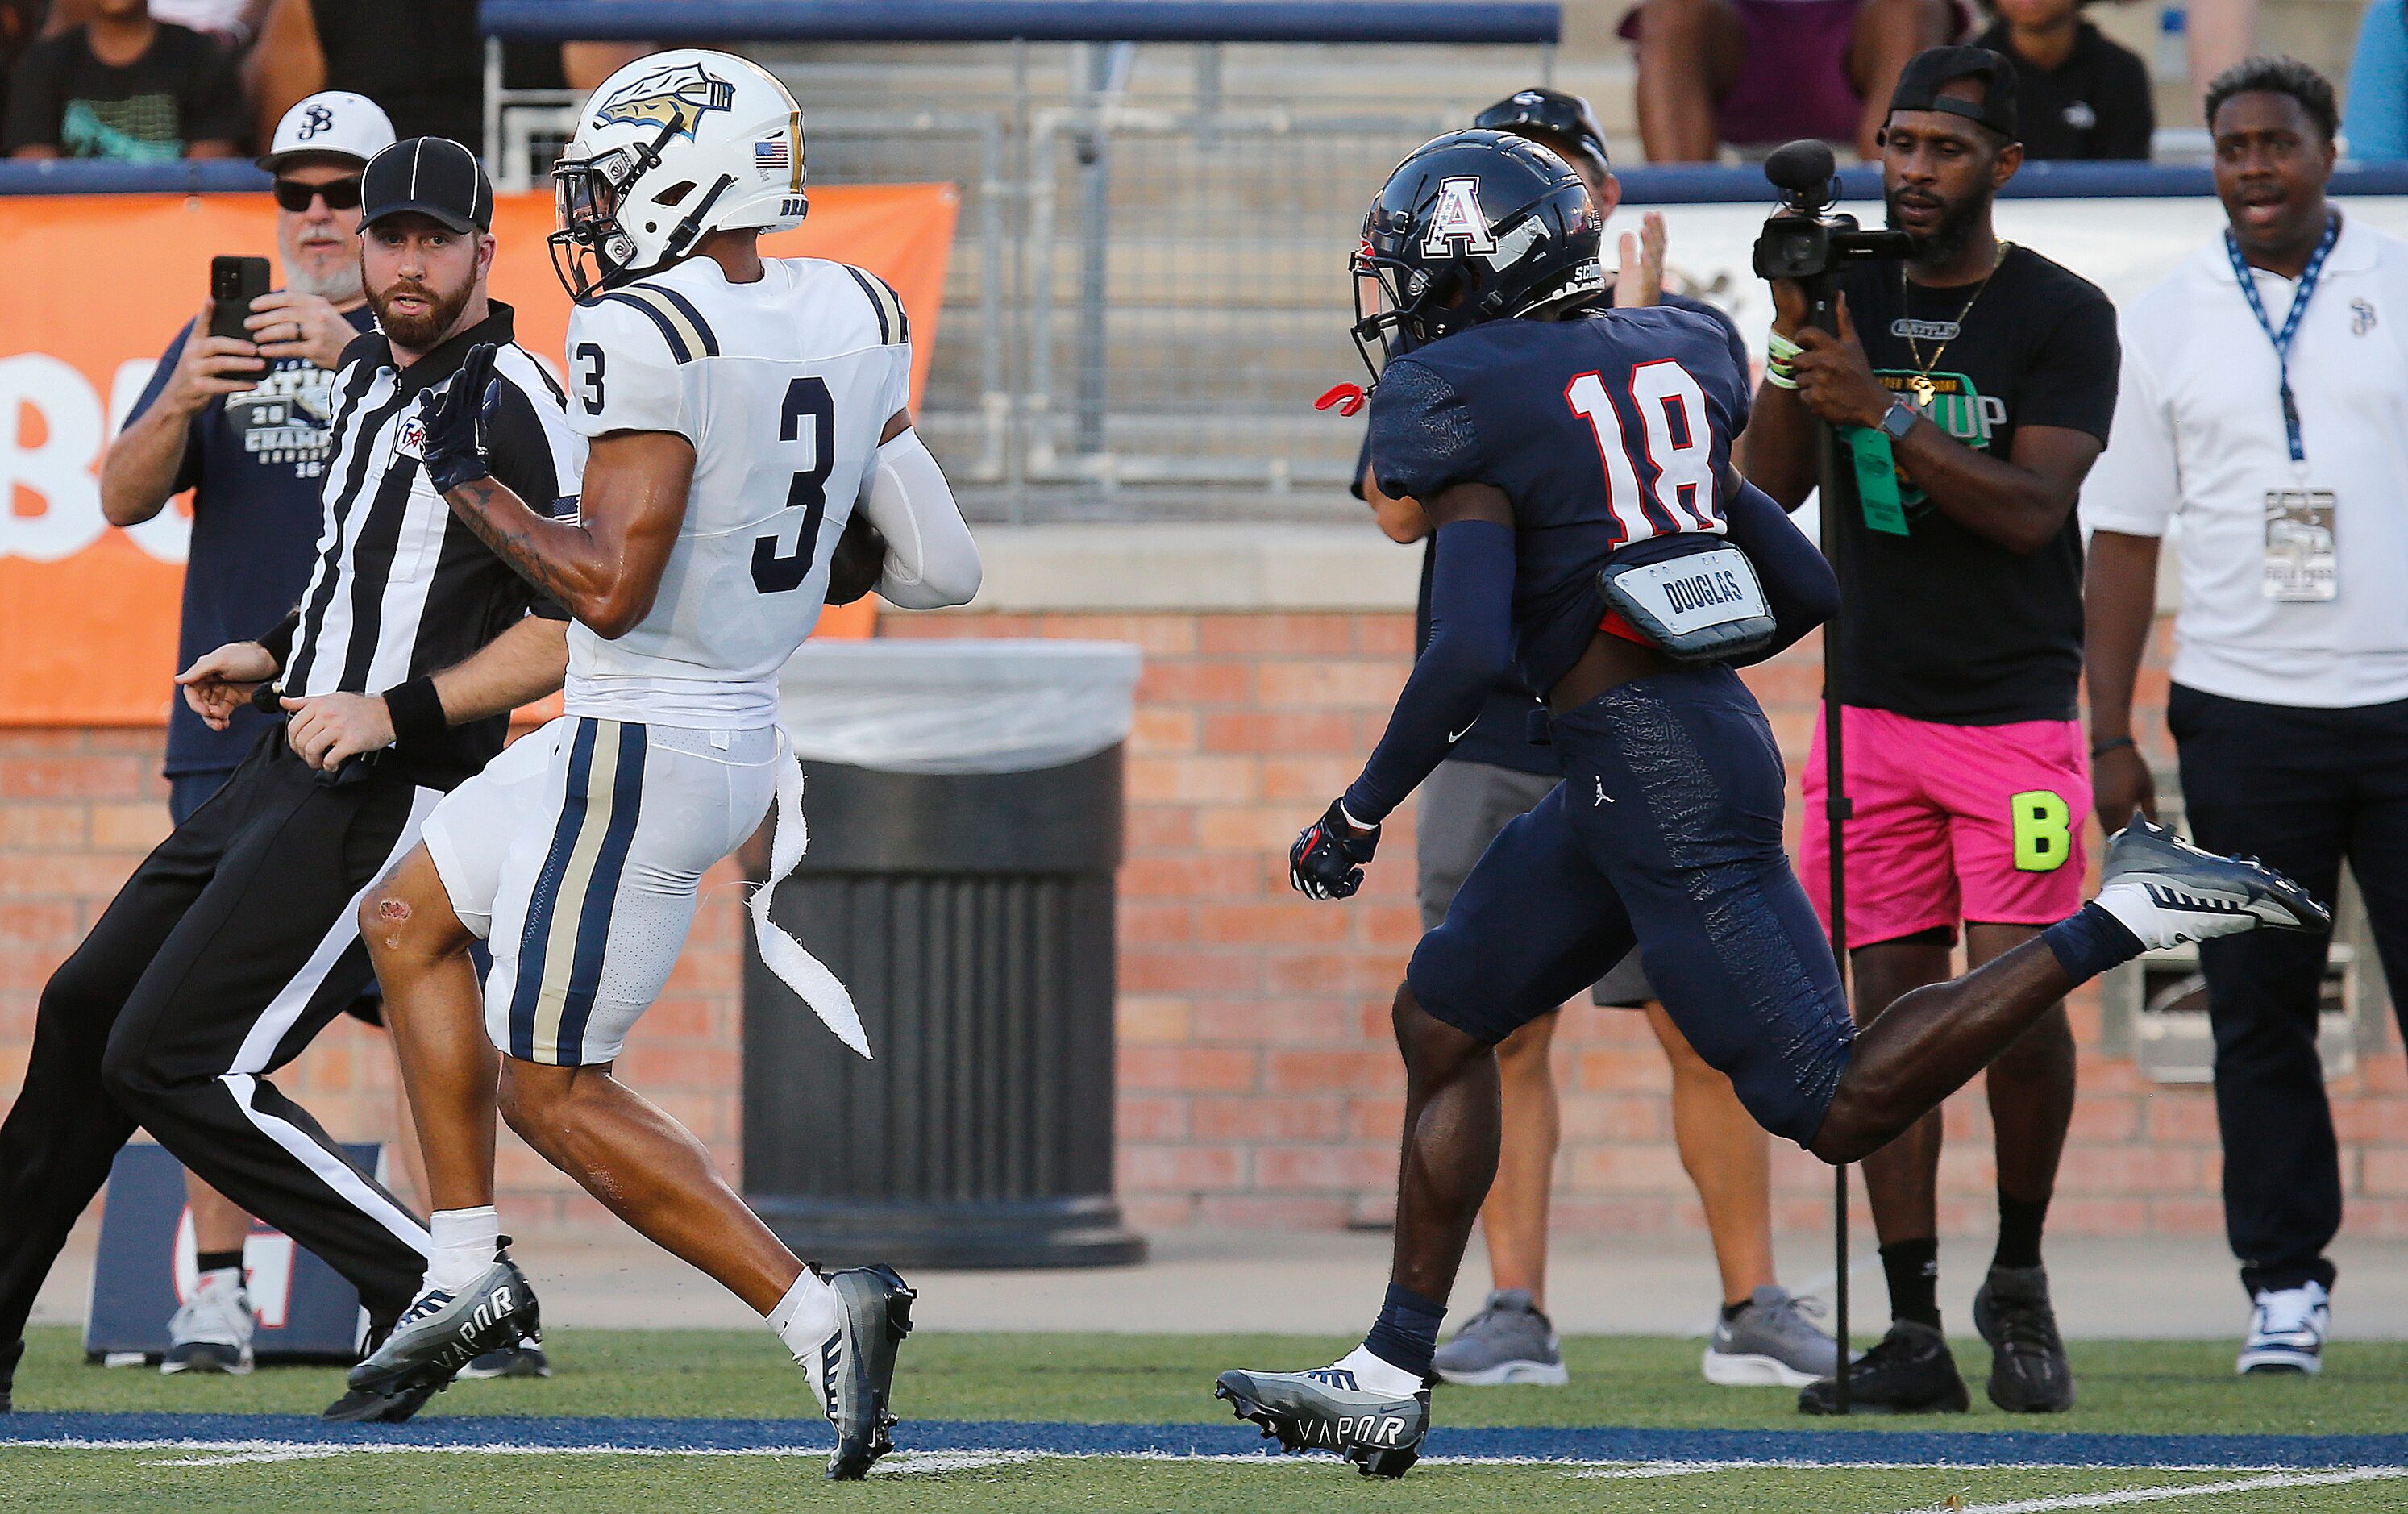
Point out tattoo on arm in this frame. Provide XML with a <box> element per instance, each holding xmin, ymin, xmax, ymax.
<box><xmin>445</xmin><ymin>478</ymin><xmax>584</xmax><ymax>605</ymax></box>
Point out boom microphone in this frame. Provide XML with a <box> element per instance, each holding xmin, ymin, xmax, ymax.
<box><xmin>1763</xmin><ymin>139</ymin><xmax>1837</xmax><ymax>197</ymax></box>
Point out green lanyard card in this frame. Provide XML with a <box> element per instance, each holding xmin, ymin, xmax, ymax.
<box><xmin>1839</xmin><ymin>425</ymin><xmax>1910</xmax><ymax>536</ymax></box>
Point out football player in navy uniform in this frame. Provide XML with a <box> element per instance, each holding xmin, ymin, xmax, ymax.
<box><xmin>1212</xmin><ymin>129</ymin><xmax>2329</xmax><ymax>1476</ymax></box>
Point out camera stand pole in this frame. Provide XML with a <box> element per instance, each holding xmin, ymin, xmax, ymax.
<box><xmin>1806</xmin><ymin>264</ymin><xmax>1853</xmax><ymax>1417</ymax></box>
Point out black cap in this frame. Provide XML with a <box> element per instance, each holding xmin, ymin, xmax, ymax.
<box><xmin>1474</xmin><ymin>88</ymin><xmax>1611</xmax><ymax>177</ymax></box>
<box><xmin>1888</xmin><ymin>46</ymin><xmax>2020</xmax><ymax>142</ymax></box>
<box><xmin>360</xmin><ymin>136</ymin><xmax>493</xmax><ymax>234</ymax></box>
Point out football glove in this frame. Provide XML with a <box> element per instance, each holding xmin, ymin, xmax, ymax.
<box><xmin>826</xmin><ymin>511</ymin><xmax>888</xmax><ymax>606</ymax></box>
<box><xmin>418</xmin><ymin>342</ymin><xmax>499</xmax><ymax>494</ymax></box>
<box><xmin>1291</xmin><ymin>798</ymin><xmax>1379</xmax><ymax>901</ymax></box>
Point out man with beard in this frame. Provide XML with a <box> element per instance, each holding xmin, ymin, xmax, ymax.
<box><xmin>0</xmin><ymin>135</ymin><xmax>578</xmax><ymax>1420</ymax></box>
<box><xmin>1740</xmin><ymin>47</ymin><xmax>2120</xmax><ymax>1416</ymax></box>
<box><xmin>98</xmin><ymin>88</ymin><xmax>405</xmax><ymax>1379</ymax></box>
<box><xmin>2085</xmin><ymin>59</ymin><xmax>2408</xmax><ymax>1377</ymax></box>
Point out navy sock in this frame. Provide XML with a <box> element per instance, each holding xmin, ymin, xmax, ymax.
<box><xmin>2042</xmin><ymin>902</ymin><xmax>2146</xmax><ymax>985</ymax></box>
<box><xmin>1994</xmin><ymin>1193</ymin><xmax>2049</xmax><ymax>1271</ymax></box>
<box><xmin>195</xmin><ymin>1250</ymin><xmax>245</xmax><ymax>1276</ymax></box>
<box><xmin>1362</xmin><ymin>1283</ymin><xmax>1446</xmax><ymax>1380</ymax></box>
<box><xmin>1881</xmin><ymin>1237</ymin><xmax>1942</xmax><ymax>1330</ymax></box>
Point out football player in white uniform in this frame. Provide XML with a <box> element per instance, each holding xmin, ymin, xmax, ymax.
<box><xmin>341</xmin><ymin>51</ymin><xmax>980</xmax><ymax>1476</ymax></box>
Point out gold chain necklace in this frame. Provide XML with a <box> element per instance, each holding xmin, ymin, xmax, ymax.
<box><xmin>1901</xmin><ymin>240</ymin><xmax>2008</xmax><ymax>410</ymax></box>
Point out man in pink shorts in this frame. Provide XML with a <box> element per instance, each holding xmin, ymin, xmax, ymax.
<box><xmin>1740</xmin><ymin>50</ymin><xmax>2120</xmax><ymax>1414</ymax></box>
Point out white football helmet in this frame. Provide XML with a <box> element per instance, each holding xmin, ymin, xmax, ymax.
<box><xmin>550</xmin><ymin>48</ymin><xmax>808</xmax><ymax>300</ymax></box>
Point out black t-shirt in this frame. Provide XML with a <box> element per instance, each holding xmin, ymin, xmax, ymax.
<box><xmin>1830</xmin><ymin>245</ymin><xmax>2119</xmax><ymax>724</ymax></box>
<box><xmin>1366</xmin><ymin>289</ymin><xmax>1743</xmax><ymax>773</ymax></box>
<box><xmin>311</xmin><ymin>0</ymin><xmax>482</xmax><ymax>152</ymax></box>
<box><xmin>2</xmin><ymin>22</ymin><xmax>245</xmax><ymax>159</ymax></box>
<box><xmin>1975</xmin><ymin>20</ymin><xmax>2155</xmax><ymax>161</ymax></box>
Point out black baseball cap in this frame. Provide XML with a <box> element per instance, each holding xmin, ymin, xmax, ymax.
<box><xmin>1474</xmin><ymin>88</ymin><xmax>1611</xmax><ymax>177</ymax></box>
<box><xmin>1888</xmin><ymin>46</ymin><xmax>2020</xmax><ymax>142</ymax></box>
<box><xmin>360</xmin><ymin>136</ymin><xmax>493</xmax><ymax>234</ymax></box>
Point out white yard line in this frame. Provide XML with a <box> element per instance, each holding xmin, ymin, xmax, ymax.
<box><xmin>1894</xmin><ymin>1465</ymin><xmax>2408</xmax><ymax>1514</ymax></box>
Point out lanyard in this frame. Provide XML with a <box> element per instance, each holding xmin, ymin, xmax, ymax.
<box><xmin>2223</xmin><ymin>213</ymin><xmax>2339</xmax><ymax>465</ymax></box>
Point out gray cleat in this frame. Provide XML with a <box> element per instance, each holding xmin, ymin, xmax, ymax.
<box><xmin>161</xmin><ymin>1270</ymin><xmax>255</xmax><ymax>1376</ymax></box>
<box><xmin>2098</xmin><ymin>815</ymin><xmax>2330</xmax><ymax>946</ymax></box>
<box><xmin>1215</xmin><ymin>1364</ymin><xmax>1429</xmax><ymax>1479</ymax></box>
<box><xmin>1430</xmin><ymin>1288</ymin><xmax>1568</xmax><ymax>1386</ymax></box>
<box><xmin>816</xmin><ymin>1265</ymin><xmax>916</xmax><ymax>1480</ymax></box>
<box><xmin>339</xmin><ymin>1252</ymin><xmax>539</xmax><ymax>1409</ymax></box>
<box><xmin>1704</xmin><ymin>1286</ymin><xmax>1840</xmax><ymax>1387</ymax></box>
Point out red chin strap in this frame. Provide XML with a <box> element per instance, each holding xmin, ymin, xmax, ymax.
<box><xmin>1315</xmin><ymin>383</ymin><xmax>1367</xmax><ymax>417</ymax></box>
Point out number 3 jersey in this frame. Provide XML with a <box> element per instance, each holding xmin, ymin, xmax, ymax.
<box><xmin>561</xmin><ymin>253</ymin><xmax>914</xmax><ymax>728</ymax></box>
<box><xmin>1366</xmin><ymin>303</ymin><xmax>1754</xmax><ymax>697</ymax></box>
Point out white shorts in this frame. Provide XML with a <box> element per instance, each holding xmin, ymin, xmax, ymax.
<box><xmin>420</xmin><ymin>715</ymin><xmax>777</xmax><ymax>1067</ymax></box>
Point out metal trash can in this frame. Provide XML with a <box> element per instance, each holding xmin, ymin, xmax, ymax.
<box><xmin>742</xmin><ymin>640</ymin><xmax>1148</xmax><ymax>1268</ymax></box>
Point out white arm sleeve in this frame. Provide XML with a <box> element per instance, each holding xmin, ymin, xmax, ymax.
<box><xmin>857</xmin><ymin>428</ymin><xmax>981</xmax><ymax>609</ymax></box>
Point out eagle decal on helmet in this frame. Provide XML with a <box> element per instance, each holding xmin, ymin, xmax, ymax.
<box><xmin>593</xmin><ymin>62</ymin><xmax>736</xmax><ymax>139</ymax></box>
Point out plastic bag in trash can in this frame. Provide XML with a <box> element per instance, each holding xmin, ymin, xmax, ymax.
<box><xmin>778</xmin><ymin>640</ymin><xmax>1142</xmax><ymax>776</ymax></box>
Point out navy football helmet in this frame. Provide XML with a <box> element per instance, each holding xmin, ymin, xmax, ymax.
<box><xmin>1350</xmin><ymin>130</ymin><xmax>1602</xmax><ymax>378</ymax></box>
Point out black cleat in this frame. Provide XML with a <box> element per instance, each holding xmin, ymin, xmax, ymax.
<box><xmin>1974</xmin><ymin>1264</ymin><xmax>2075</xmax><ymax>1413</ymax></box>
<box><xmin>1214</xmin><ymin>1365</ymin><xmax>1429</xmax><ymax>1479</ymax></box>
<box><xmin>321</xmin><ymin>1379</ymin><xmax>441</xmax><ymax>1423</ymax></box>
<box><xmin>818</xmin><ymin>1265</ymin><xmax>916</xmax><ymax>1480</ymax></box>
<box><xmin>1798</xmin><ymin>1321</ymin><xmax>1970</xmax><ymax>1415</ymax></box>
<box><xmin>343</xmin><ymin>1253</ymin><xmax>540</xmax><ymax>1408</ymax></box>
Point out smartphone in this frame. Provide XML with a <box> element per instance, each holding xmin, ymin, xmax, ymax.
<box><xmin>207</xmin><ymin>256</ymin><xmax>272</xmax><ymax>342</ymax></box>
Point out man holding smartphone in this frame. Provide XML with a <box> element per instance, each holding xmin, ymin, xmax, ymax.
<box><xmin>94</xmin><ymin>88</ymin><xmax>402</xmax><ymax>1379</ymax></box>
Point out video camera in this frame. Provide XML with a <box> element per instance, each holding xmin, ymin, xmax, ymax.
<box><xmin>1749</xmin><ymin>140</ymin><xmax>1912</xmax><ymax>284</ymax></box>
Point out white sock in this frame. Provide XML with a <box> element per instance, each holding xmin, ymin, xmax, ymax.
<box><xmin>1332</xmin><ymin>1343</ymin><xmax>1424</xmax><ymax>1397</ymax></box>
<box><xmin>768</xmin><ymin>1268</ymin><xmax>842</xmax><ymax>1406</ymax></box>
<box><xmin>426</xmin><ymin>1206</ymin><xmax>499</xmax><ymax>1293</ymax></box>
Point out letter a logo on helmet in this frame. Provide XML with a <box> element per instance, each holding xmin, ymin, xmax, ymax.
<box><xmin>1422</xmin><ymin>177</ymin><xmax>1497</xmax><ymax>256</ymax></box>
<box><xmin>593</xmin><ymin>61</ymin><xmax>736</xmax><ymax>139</ymax></box>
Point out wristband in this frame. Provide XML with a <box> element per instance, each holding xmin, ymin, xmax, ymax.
<box><xmin>2090</xmin><ymin>736</ymin><xmax>2136</xmax><ymax>759</ymax></box>
<box><xmin>257</xmin><ymin>606</ymin><xmax>302</xmax><ymax>671</ymax></box>
<box><xmin>382</xmin><ymin>676</ymin><xmax>447</xmax><ymax>751</ymax></box>
<box><xmin>1764</xmin><ymin>367</ymin><xmax>1799</xmax><ymax>390</ymax></box>
<box><xmin>1767</xmin><ymin>330</ymin><xmax>1804</xmax><ymax>363</ymax></box>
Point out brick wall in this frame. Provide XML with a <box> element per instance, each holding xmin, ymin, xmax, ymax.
<box><xmin>6</xmin><ymin>614</ymin><xmax>2406</xmax><ymax>1242</ymax></box>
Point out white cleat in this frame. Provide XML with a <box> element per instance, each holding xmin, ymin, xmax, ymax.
<box><xmin>2096</xmin><ymin>814</ymin><xmax>2330</xmax><ymax>948</ymax></box>
<box><xmin>160</xmin><ymin>1269</ymin><xmax>254</xmax><ymax>1375</ymax></box>
<box><xmin>2239</xmin><ymin>1282</ymin><xmax>2329</xmax><ymax>1375</ymax></box>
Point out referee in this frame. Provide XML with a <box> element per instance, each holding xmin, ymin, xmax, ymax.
<box><xmin>0</xmin><ymin>137</ymin><xmax>578</xmax><ymax>1422</ymax></box>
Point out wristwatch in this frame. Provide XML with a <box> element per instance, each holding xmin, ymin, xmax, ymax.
<box><xmin>1878</xmin><ymin>399</ymin><xmax>1918</xmax><ymax>439</ymax></box>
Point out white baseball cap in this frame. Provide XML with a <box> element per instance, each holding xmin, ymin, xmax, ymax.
<box><xmin>257</xmin><ymin>90</ymin><xmax>397</xmax><ymax>173</ymax></box>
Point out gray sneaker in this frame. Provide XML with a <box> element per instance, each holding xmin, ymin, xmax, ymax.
<box><xmin>1429</xmin><ymin>1289</ymin><xmax>1567</xmax><ymax>1387</ymax></box>
<box><xmin>1704</xmin><ymin>1286</ymin><xmax>1840</xmax><ymax>1387</ymax></box>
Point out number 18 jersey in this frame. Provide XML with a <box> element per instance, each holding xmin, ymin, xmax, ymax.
<box><xmin>562</xmin><ymin>253</ymin><xmax>914</xmax><ymax>727</ymax></box>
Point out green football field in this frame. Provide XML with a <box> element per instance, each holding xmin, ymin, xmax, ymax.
<box><xmin>6</xmin><ymin>1326</ymin><xmax>2405</xmax><ymax>1512</ymax></box>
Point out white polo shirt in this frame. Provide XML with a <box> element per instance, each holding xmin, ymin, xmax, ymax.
<box><xmin>2082</xmin><ymin>214</ymin><xmax>2408</xmax><ymax>707</ymax></box>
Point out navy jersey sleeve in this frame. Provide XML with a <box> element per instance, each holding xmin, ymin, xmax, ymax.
<box><xmin>1366</xmin><ymin>358</ymin><xmax>1484</xmax><ymax>502</ymax></box>
<box><xmin>126</xmin><ymin>320</ymin><xmax>206</xmax><ymax>497</ymax></box>
<box><xmin>2016</xmin><ymin>285</ymin><xmax>2120</xmax><ymax>443</ymax></box>
<box><xmin>1721</xmin><ymin>477</ymin><xmax>1836</xmax><ymax>663</ymax></box>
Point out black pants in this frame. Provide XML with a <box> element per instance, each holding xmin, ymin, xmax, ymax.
<box><xmin>2170</xmin><ymin>683</ymin><xmax>2408</xmax><ymax>1296</ymax></box>
<box><xmin>0</xmin><ymin>730</ymin><xmax>435</xmax><ymax>1379</ymax></box>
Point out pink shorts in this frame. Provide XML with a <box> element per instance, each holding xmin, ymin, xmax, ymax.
<box><xmin>1799</xmin><ymin>706</ymin><xmax>2090</xmax><ymax>950</ymax></box>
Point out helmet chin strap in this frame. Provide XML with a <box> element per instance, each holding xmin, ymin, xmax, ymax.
<box><xmin>664</xmin><ymin>174</ymin><xmax>738</xmax><ymax>264</ymax></box>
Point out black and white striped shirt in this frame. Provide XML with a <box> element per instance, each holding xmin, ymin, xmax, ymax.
<box><xmin>282</xmin><ymin>302</ymin><xmax>582</xmax><ymax>786</ymax></box>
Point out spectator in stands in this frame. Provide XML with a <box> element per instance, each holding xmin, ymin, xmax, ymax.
<box><xmin>2189</xmin><ymin>0</ymin><xmax>2256</xmax><ymax>103</ymax></box>
<box><xmin>2343</xmin><ymin>0</ymin><xmax>2408</xmax><ymax>159</ymax></box>
<box><xmin>1356</xmin><ymin>89</ymin><xmax>1841</xmax><ymax>1394</ymax></box>
<box><xmin>2084</xmin><ymin>57</ymin><xmax>2408</xmax><ymax>1379</ymax></box>
<box><xmin>1974</xmin><ymin>0</ymin><xmax>2153</xmax><ymax>158</ymax></box>
<box><xmin>147</xmin><ymin>0</ymin><xmax>272</xmax><ymax>56</ymax></box>
<box><xmin>246</xmin><ymin>0</ymin><xmax>643</xmax><ymax>157</ymax></box>
<box><xmin>1623</xmin><ymin>0</ymin><xmax>1957</xmax><ymax>162</ymax></box>
<box><xmin>5</xmin><ymin>0</ymin><xmax>243</xmax><ymax>159</ymax></box>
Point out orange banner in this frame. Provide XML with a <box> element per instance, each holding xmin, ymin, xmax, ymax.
<box><xmin>0</xmin><ymin>184</ymin><xmax>958</xmax><ymax>724</ymax></box>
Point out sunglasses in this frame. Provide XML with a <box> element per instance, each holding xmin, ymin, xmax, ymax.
<box><xmin>272</xmin><ymin>176</ymin><xmax>363</xmax><ymax>212</ymax></box>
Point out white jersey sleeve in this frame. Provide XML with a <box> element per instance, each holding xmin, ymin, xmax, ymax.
<box><xmin>563</xmin><ymin>293</ymin><xmax>696</xmax><ymax>441</ymax></box>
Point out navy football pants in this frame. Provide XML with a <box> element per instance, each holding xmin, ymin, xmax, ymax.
<box><xmin>1408</xmin><ymin>664</ymin><xmax>1853</xmax><ymax>1146</ymax></box>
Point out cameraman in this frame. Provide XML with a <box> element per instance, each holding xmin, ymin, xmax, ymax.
<box><xmin>1737</xmin><ymin>47</ymin><xmax>2119</xmax><ymax>1416</ymax></box>
<box><xmin>96</xmin><ymin>89</ymin><xmax>407</xmax><ymax>1379</ymax></box>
